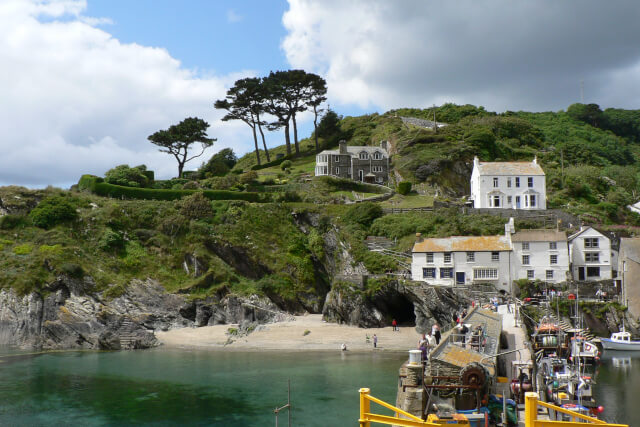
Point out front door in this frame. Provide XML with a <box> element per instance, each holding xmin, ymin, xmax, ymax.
<box><xmin>358</xmin><ymin>170</ymin><xmax>364</xmax><ymax>181</ymax></box>
<box><xmin>515</xmin><ymin>196</ymin><xmax>521</xmax><ymax>209</ymax></box>
<box><xmin>578</xmin><ymin>267</ymin><xmax>585</xmax><ymax>281</ymax></box>
<box><xmin>456</xmin><ymin>272</ymin><xmax>465</xmax><ymax>285</ymax></box>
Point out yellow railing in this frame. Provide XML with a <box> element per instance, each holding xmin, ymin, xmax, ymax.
<box><xmin>524</xmin><ymin>393</ymin><xmax>628</xmax><ymax>427</ymax></box>
<box><xmin>359</xmin><ymin>388</ymin><xmax>440</xmax><ymax>427</ymax></box>
<box><xmin>358</xmin><ymin>389</ymin><xmax>629</xmax><ymax>427</ymax></box>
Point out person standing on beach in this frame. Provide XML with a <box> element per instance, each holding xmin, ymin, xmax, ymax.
<box><xmin>373</xmin><ymin>334</ymin><xmax>378</xmax><ymax>348</ymax></box>
<box><xmin>392</xmin><ymin>319</ymin><xmax>398</xmax><ymax>331</ymax></box>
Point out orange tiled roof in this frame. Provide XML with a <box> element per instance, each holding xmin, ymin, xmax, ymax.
<box><xmin>412</xmin><ymin>235</ymin><xmax>511</xmax><ymax>252</ymax></box>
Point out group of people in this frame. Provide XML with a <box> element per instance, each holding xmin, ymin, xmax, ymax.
<box><xmin>417</xmin><ymin>323</ymin><xmax>441</xmax><ymax>361</ymax></box>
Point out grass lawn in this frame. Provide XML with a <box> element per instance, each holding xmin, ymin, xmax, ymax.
<box><xmin>380</xmin><ymin>192</ymin><xmax>434</xmax><ymax>209</ymax></box>
<box><xmin>256</xmin><ymin>153</ymin><xmax>316</xmax><ymax>182</ymax></box>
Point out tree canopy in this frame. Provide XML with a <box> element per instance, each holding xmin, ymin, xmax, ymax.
<box><xmin>148</xmin><ymin>117</ymin><xmax>215</xmax><ymax>178</ymax></box>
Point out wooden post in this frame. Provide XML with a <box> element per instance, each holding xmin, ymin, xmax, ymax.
<box><xmin>359</xmin><ymin>388</ymin><xmax>371</xmax><ymax>427</ymax></box>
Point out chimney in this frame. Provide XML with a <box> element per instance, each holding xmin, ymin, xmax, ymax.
<box><xmin>473</xmin><ymin>156</ymin><xmax>479</xmax><ymax>169</ymax></box>
<box><xmin>380</xmin><ymin>140</ymin><xmax>388</xmax><ymax>152</ymax></box>
<box><xmin>505</xmin><ymin>217</ymin><xmax>515</xmax><ymax>237</ymax></box>
<box><xmin>533</xmin><ymin>155</ymin><xmax>538</xmax><ymax>165</ymax></box>
<box><xmin>416</xmin><ymin>232</ymin><xmax>423</xmax><ymax>242</ymax></box>
<box><xmin>339</xmin><ymin>139</ymin><xmax>347</xmax><ymax>154</ymax></box>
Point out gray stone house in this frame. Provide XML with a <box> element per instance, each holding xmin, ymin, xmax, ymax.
<box><xmin>314</xmin><ymin>140</ymin><xmax>390</xmax><ymax>183</ymax></box>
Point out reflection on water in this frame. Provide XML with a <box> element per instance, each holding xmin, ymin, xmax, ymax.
<box><xmin>0</xmin><ymin>347</ymin><xmax>406</xmax><ymax>426</ymax></box>
<box><xmin>593</xmin><ymin>350</ymin><xmax>640</xmax><ymax>425</ymax></box>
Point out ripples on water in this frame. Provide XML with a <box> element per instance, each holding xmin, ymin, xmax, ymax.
<box><xmin>593</xmin><ymin>350</ymin><xmax>640</xmax><ymax>425</ymax></box>
<box><xmin>0</xmin><ymin>348</ymin><xmax>406</xmax><ymax>426</ymax></box>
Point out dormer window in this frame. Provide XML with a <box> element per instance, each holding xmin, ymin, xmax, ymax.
<box><xmin>373</xmin><ymin>151</ymin><xmax>383</xmax><ymax>160</ymax></box>
<box><xmin>359</xmin><ymin>152</ymin><xmax>369</xmax><ymax>160</ymax></box>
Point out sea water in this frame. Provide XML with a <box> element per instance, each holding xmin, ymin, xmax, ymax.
<box><xmin>0</xmin><ymin>348</ymin><xmax>405</xmax><ymax>426</ymax></box>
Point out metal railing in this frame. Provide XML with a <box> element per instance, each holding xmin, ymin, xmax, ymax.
<box><xmin>358</xmin><ymin>389</ymin><xmax>629</xmax><ymax>426</ymax></box>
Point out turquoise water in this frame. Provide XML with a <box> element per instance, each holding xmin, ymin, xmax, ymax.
<box><xmin>0</xmin><ymin>348</ymin><xmax>406</xmax><ymax>426</ymax></box>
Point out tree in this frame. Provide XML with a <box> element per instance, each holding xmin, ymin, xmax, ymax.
<box><xmin>262</xmin><ymin>71</ymin><xmax>295</xmax><ymax>156</ymax></box>
<box><xmin>567</xmin><ymin>103</ymin><xmax>606</xmax><ymax>128</ymax></box>
<box><xmin>214</xmin><ymin>78</ymin><xmax>270</xmax><ymax>165</ymax></box>
<box><xmin>304</xmin><ymin>73</ymin><xmax>328</xmax><ymax>152</ymax></box>
<box><xmin>199</xmin><ymin>148</ymin><xmax>237</xmax><ymax>177</ymax></box>
<box><xmin>148</xmin><ymin>117</ymin><xmax>215</xmax><ymax>178</ymax></box>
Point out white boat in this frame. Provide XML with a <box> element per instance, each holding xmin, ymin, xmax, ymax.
<box><xmin>601</xmin><ymin>330</ymin><xmax>640</xmax><ymax>351</ymax></box>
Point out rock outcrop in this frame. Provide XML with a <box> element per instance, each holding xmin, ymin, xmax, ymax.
<box><xmin>0</xmin><ymin>276</ymin><xmax>292</xmax><ymax>350</ymax></box>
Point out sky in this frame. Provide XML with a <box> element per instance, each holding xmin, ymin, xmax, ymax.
<box><xmin>1</xmin><ymin>0</ymin><xmax>640</xmax><ymax>188</ymax></box>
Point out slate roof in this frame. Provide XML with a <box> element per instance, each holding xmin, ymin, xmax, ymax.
<box><xmin>477</xmin><ymin>161</ymin><xmax>544</xmax><ymax>176</ymax></box>
<box><xmin>412</xmin><ymin>235</ymin><xmax>511</xmax><ymax>253</ymax></box>
<box><xmin>319</xmin><ymin>146</ymin><xmax>388</xmax><ymax>157</ymax></box>
<box><xmin>511</xmin><ymin>229</ymin><xmax>567</xmax><ymax>242</ymax></box>
<box><xmin>567</xmin><ymin>226</ymin><xmax>607</xmax><ymax>242</ymax></box>
<box><xmin>619</xmin><ymin>238</ymin><xmax>640</xmax><ymax>264</ymax></box>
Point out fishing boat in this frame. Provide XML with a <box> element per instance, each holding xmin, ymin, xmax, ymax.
<box><xmin>601</xmin><ymin>330</ymin><xmax>640</xmax><ymax>351</ymax></box>
<box><xmin>532</xmin><ymin>316</ymin><xmax>568</xmax><ymax>357</ymax></box>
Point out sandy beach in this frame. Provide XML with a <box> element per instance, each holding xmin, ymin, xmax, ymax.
<box><xmin>156</xmin><ymin>314</ymin><xmax>421</xmax><ymax>352</ymax></box>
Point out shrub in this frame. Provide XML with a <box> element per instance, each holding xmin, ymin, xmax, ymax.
<box><xmin>397</xmin><ymin>181</ymin><xmax>412</xmax><ymax>195</ymax></box>
<box><xmin>104</xmin><ymin>164</ymin><xmax>149</xmax><ymax>188</ymax></box>
<box><xmin>178</xmin><ymin>192</ymin><xmax>213</xmax><ymax>220</ymax></box>
<box><xmin>239</xmin><ymin>170</ymin><xmax>259</xmax><ymax>185</ymax></box>
<box><xmin>13</xmin><ymin>243</ymin><xmax>33</xmax><ymax>255</ymax></box>
<box><xmin>182</xmin><ymin>181</ymin><xmax>200</xmax><ymax>190</ymax></box>
<box><xmin>99</xmin><ymin>229</ymin><xmax>125</xmax><ymax>252</ymax></box>
<box><xmin>0</xmin><ymin>214</ymin><xmax>26</xmax><ymax>230</ymax></box>
<box><xmin>344</xmin><ymin>202</ymin><xmax>383</xmax><ymax>227</ymax></box>
<box><xmin>59</xmin><ymin>263</ymin><xmax>84</xmax><ymax>278</ymax></box>
<box><xmin>29</xmin><ymin>195</ymin><xmax>78</xmax><ymax>229</ymax></box>
<box><xmin>280</xmin><ymin>160</ymin><xmax>292</xmax><ymax>170</ymax></box>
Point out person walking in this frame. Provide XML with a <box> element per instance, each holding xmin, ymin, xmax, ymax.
<box><xmin>373</xmin><ymin>334</ymin><xmax>378</xmax><ymax>348</ymax></box>
<box><xmin>392</xmin><ymin>319</ymin><xmax>398</xmax><ymax>331</ymax></box>
<box><xmin>426</xmin><ymin>331</ymin><xmax>436</xmax><ymax>355</ymax></box>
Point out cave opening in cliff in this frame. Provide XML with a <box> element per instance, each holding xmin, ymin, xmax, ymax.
<box><xmin>384</xmin><ymin>294</ymin><xmax>416</xmax><ymax>326</ymax></box>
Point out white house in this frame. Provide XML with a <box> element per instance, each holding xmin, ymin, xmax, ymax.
<box><xmin>411</xmin><ymin>233</ymin><xmax>512</xmax><ymax>290</ymax></box>
<box><xmin>568</xmin><ymin>226</ymin><xmax>612</xmax><ymax>281</ymax></box>
<box><xmin>511</xmin><ymin>229</ymin><xmax>569</xmax><ymax>284</ymax></box>
<box><xmin>470</xmin><ymin>156</ymin><xmax>546</xmax><ymax>210</ymax></box>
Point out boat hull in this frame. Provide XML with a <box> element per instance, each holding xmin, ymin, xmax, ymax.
<box><xmin>601</xmin><ymin>338</ymin><xmax>640</xmax><ymax>351</ymax></box>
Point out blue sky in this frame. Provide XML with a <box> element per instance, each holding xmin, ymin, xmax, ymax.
<box><xmin>1</xmin><ymin>0</ymin><xmax>640</xmax><ymax>187</ymax></box>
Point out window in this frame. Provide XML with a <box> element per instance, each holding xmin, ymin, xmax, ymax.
<box><xmin>515</xmin><ymin>177</ymin><xmax>520</xmax><ymax>188</ymax></box>
<box><xmin>528</xmin><ymin>177</ymin><xmax>533</xmax><ymax>188</ymax></box>
<box><xmin>373</xmin><ymin>151</ymin><xmax>383</xmax><ymax>160</ymax></box>
<box><xmin>440</xmin><ymin>268</ymin><xmax>453</xmax><ymax>279</ymax></box>
<box><xmin>444</xmin><ymin>252</ymin><xmax>452</xmax><ymax>263</ymax></box>
<box><xmin>493</xmin><ymin>177</ymin><xmax>499</xmax><ymax>187</ymax></box>
<box><xmin>492</xmin><ymin>195</ymin><xmax>500</xmax><ymax>207</ymax></box>
<box><xmin>522</xmin><ymin>255</ymin><xmax>530</xmax><ymax>265</ymax></box>
<box><xmin>422</xmin><ymin>268</ymin><xmax>436</xmax><ymax>279</ymax></box>
<box><xmin>585</xmin><ymin>252</ymin><xmax>599</xmax><ymax>262</ymax></box>
<box><xmin>584</xmin><ymin>238</ymin><xmax>599</xmax><ymax>248</ymax></box>
<box><xmin>507</xmin><ymin>196</ymin><xmax>512</xmax><ymax>204</ymax></box>
<box><xmin>334</xmin><ymin>155</ymin><xmax>340</xmax><ymax>162</ymax></box>
<box><xmin>550</xmin><ymin>254</ymin><xmax>558</xmax><ymax>265</ymax></box>
<box><xmin>334</xmin><ymin>167</ymin><xmax>339</xmax><ymax>174</ymax></box>
<box><xmin>359</xmin><ymin>151</ymin><xmax>368</xmax><ymax>160</ymax></box>
<box><xmin>426</xmin><ymin>253</ymin><xmax>434</xmax><ymax>263</ymax></box>
<box><xmin>549</xmin><ymin>242</ymin><xmax>557</xmax><ymax>250</ymax></box>
<box><xmin>492</xmin><ymin>251</ymin><xmax>500</xmax><ymax>261</ymax></box>
<box><xmin>522</xmin><ymin>242</ymin><xmax>530</xmax><ymax>250</ymax></box>
<box><xmin>587</xmin><ymin>267</ymin><xmax>600</xmax><ymax>277</ymax></box>
<box><xmin>546</xmin><ymin>270</ymin><xmax>554</xmax><ymax>280</ymax></box>
<box><xmin>527</xmin><ymin>270</ymin><xmax>534</xmax><ymax>279</ymax></box>
<box><xmin>530</xmin><ymin>195</ymin><xmax>536</xmax><ymax>207</ymax></box>
<box><xmin>474</xmin><ymin>268</ymin><xmax>498</xmax><ymax>279</ymax></box>
<box><xmin>466</xmin><ymin>252</ymin><xmax>475</xmax><ymax>262</ymax></box>
<box><xmin>507</xmin><ymin>178</ymin><xmax>512</xmax><ymax>188</ymax></box>
<box><xmin>372</xmin><ymin>166</ymin><xmax>384</xmax><ymax>172</ymax></box>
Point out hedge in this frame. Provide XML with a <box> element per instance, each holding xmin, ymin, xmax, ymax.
<box><xmin>77</xmin><ymin>175</ymin><xmax>271</xmax><ymax>202</ymax></box>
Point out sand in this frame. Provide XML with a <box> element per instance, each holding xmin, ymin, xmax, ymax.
<box><xmin>155</xmin><ymin>314</ymin><xmax>421</xmax><ymax>352</ymax></box>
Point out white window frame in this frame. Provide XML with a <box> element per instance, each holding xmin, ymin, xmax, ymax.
<box><xmin>546</xmin><ymin>270</ymin><xmax>554</xmax><ymax>280</ymax></box>
<box><xmin>550</xmin><ymin>254</ymin><xmax>558</xmax><ymax>265</ymax></box>
<box><xmin>426</xmin><ymin>253</ymin><xmax>434</xmax><ymax>263</ymax></box>
<box><xmin>359</xmin><ymin>151</ymin><xmax>368</xmax><ymax>160</ymax></box>
<box><xmin>373</xmin><ymin>151</ymin><xmax>383</xmax><ymax>160</ymax></box>
<box><xmin>528</xmin><ymin>177</ymin><xmax>533</xmax><ymax>188</ymax></box>
<box><xmin>334</xmin><ymin>155</ymin><xmax>340</xmax><ymax>162</ymax></box>
<box><xmin>334</xmin><ymin>167</ymin><xmax>339</xmax><ymax>174</ymax></box>
<box><xmin>474</xmin><ymin>268</ymin><xmax>498</xmax><ymax>280</ymax></box>
<box><xmin>444</xmin><ymin>252</ymin><xmax>452</xmax><ymax>263</ymax></box>
<box><xmin>440</xmin><ymin>267</ymin><xmax>453</xmax><ymax>279</ymax></box>
<box><xmin>507</xmin><ymin>178</ymin><xmax>512</xmax><ymax>188</ymax></box>
<box><xmin>584</xmin><ymin>238</ymin><xmax>599</xmax><ymax>248</ymax></box>
<box><xmin>466</xmin><ymin>252</ymin><xmax>475</xmax><ymax>262</ymax></box>
<box><xmin>549</xmin><ymin>242</ymin><xmax>557</xmax><ymax>250</ymax></box>
<box><xmin>422</xmin><ymin>267</ymin><xmax>436</xmax><ymax>279</ymax></box>
<box><xmin>522</xmin><ymin>242</ymin><xmax>530</xmax><ymax>250</ymax></box>
<box><xmin>587</xmin><ymin>266</ymin><xmax>600</xmax><ymax>277</ymax></box>
<box><xmin>522</xmin><ymin>255</ymin><xmax>530</xmax><ymax>265</ymax></box>
<box><xmin>491</xmin><ymin>251</ymin><xmax>500</xmax><ymax>261</ymax></box>
<box><xmin>515</xmin><ymin>177</ymin><xmax>520</xmax><ymax>188</ymax></box>
<box><xmin>585</xmin><ymin>252</ymin><xmax>599</xmax><ymax>263</ymax></box>
<box><xmin>493</xmin><ymin>177</ymin><xmax>499</xmax><ymax>188</ymax></box>
<box><xmin>527</xmin><ymin>270</ymin><xmax>534</xmax><ymax>279</ymax></box>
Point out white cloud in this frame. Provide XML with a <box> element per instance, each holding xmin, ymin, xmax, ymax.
<box><xmin>282</xmin><ymin>0</ymin><xmax>640</xmax><ymax>113</ymax></box>
<box><xmin>0</xmin><ymin>0</ymin><xmax>256</xmax><ymax>188</ymax></box>
<box><xmin>227</xmin><ymin>9</ymin><xmax>243</xmax><ymax>24</ymax></box>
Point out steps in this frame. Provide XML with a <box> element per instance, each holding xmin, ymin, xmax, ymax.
<box><xmin>118</xmin><ymin>318</ymin><xmax>139</xmax><ymax>348</ymax></box>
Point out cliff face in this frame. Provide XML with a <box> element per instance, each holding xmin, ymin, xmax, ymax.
<box><xmin>0</xmin><ymin>277</ymin><xmax>290</xmax><ymax>350</ymax></box>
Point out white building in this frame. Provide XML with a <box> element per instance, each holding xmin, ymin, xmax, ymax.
<box><xmin>470</xmin><ymin>156</ymin><xmax>546</xmax><ymax>210</ymax></box>
<box><xmin>568</xmin><ymin>226</ymin><xmax>612</xmax><ymax>281</ymax></box>
<box><xmin>411</xmin><ymin>234</ymin><xmax>513</xmax><ymax>290</ymax></box>
<box><xmin>511</xmin><ymin>229</ymin><xmax>569</xmax><ymax>284</ymax></box>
